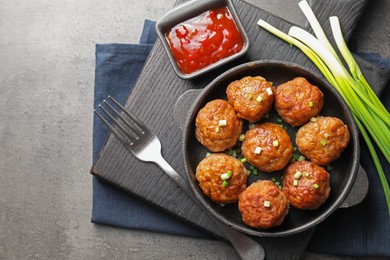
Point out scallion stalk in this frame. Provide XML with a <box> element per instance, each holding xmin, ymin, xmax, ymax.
<box><xmin>257</xmin><ymin>0</ymin><xmax>390</xmax><ymax>214</ymax></box>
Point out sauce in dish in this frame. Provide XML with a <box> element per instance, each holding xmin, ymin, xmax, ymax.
<box><xmin>165</xmin><ymin>6</ymin><xmax>244</xmax><ymax>74</ymax></box>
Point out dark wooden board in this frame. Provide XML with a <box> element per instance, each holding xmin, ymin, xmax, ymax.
<box><xmin>91</xmin><ymin>0</ymin><xmax>368</xmax><ymax>258</ymax></box>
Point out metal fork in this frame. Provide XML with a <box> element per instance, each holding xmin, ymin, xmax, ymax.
<box><xmin>94</xmin><ymin>96</ymin><xmax>265</xmax><ymax>260</ymax></box>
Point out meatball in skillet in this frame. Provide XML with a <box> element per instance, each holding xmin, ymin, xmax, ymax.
<box><xmin>296</xmin><ymin>116</ymin><xmax>350</xmax><ymax>166</ymax></box>
<box><xmin>241</xmin><ymin>122</ymin><xmax>293</xmax><ymax>172</ymax></box>
<box><xmin>275</xmin><ymin>77</ymin><xmax>324</xmax><ymax>127</ymax></box>
<box><xmin>226</xmin><ymin>76</ymin><xmax>275</xmax><ymax>122</ymax></box>
<box><xmin>196</xmin><ymin>153</ymin><xmax>247</xmax><ymax>204</ymax></box>
<box><xmin>195</xmin><ymin>99</ymin><xmax>243</xmax><ymax>152</ymax></box>
<box><xmin>282</xmin><ymin>160</ymin><xmax>331</xmax><ymax>210</ymax></box>
<box><xmin>238</xmin><ymin>180</ymin><xmax>289</xmax><ymax>229</ymax></box>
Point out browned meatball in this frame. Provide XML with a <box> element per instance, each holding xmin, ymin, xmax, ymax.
<box><xmin>296</xmin><ymin>116</ymin><xmax>350</xmax><ymax>166</ymax></box>
<box><xmin>241</xmin><ymin>122</ymin><xmax>293</xmax><ymax>172</ymax></box>
<box><xmin>226</xmin><ymin>76</ymin><xmax>275</xmax><ymax>122</ymax></box>
<box><xmin>196</xmin><ymin>153</ymin><xmax>247</xmax><ymax>204</ymax></box>
<box><xmin>282</xmin><ymin>161</ymin><xmax>331</xmax><ymax>210</ymax></box>
<box><xmin>195</xmin><ymin>99</ymin><xmax>243</xmax><ymax>152</ymax></box>
<box><xmin>275</xmin><ymin>77</ymin><xmax>324</xmax><ymax>127</ymax></box>
<box><xmin>238</xmin><ymin>180</ymin><xmax>289</xmax><ymax>229</ymax></box>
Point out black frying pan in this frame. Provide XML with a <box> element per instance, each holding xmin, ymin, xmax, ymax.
<box><xmin>181</xmin><ymin>60</ymin><xmax>360</xmax><ymax>237</ymax></box>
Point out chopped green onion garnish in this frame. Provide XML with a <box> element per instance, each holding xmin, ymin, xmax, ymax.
<box><xmin>308</xmin><ymin>101</ymin><xmax>313</xmax><ymax>107</ymax></box>
<box><xmin>326</xmin><ymin>165</ymin><xmax>333</xmax><ymax>171</ymax></box>
<box><xmin>222</xmin><ymin>180</ymin><xmax>229</xmax><ymax>187</ymax></box>
<box><xmin>313</xmin><ymin>183</ymin><xmax>319</xmax><ymax>189</ymax></box>
<box><xmin>221</xmin><ymin>171</ymin><xmax>232</xmax><ymax>181</ymax></box>
<box><xmin>206</xmin><ymin>152</ymin><xmax>212</xmax><ymax>157</ymax></box>
<box><xmin>256</xmin><ymin>95</ymin><xmax>263</xmax><ymax>103</ymax></box>
<box><xmin>252</xmin><ymin>168</ymin><xmax>259</xmax><ymax>176</ymax></box>
<box><xmin>293</xmin><ymin>147</ymin><xmax>298</xmax><ymax>152</ymax></box>
<box><xmin>276</xmin><ymin>118</ymin><xmax>283</xmax><ymax>123</ymax></box>
<box><xmin>218</xmin><ymin>119</ymin><xmax>227</xmax><ymax>126</ymax></box>
<box><xmin>254</xmin><ymin>147</ymin><xmax>262</xmax><ymax>154</ymax></box>
<box><xmin>310</xmin><ymin>117</ymin><xmax>317</xmax><ymax>122</ymax></box>
<box><xmin>293</xmin><ymin>179</ymin><xmax>298</xmax><ymax>186</ymax></box>
<box><xmin>264</xmin><ymin>201</ymin><xmax>271</xmax><ymax>207</ymax></box>
<box><xmin>240</xmin><ymin>158</ymin><xmax>247</xmax><ymax>163</ymax></box>
<box><xmin>298</xmin><ymin>155</ymin><xmax>306</xmax><ymax>161</ymax></box>
<box><xmin>266</xmin><ymin>87</ymin><xmax>273</xmax><ymax>96</ymax></box>
<box><xmin>248</xmin><ymin>93</ymin><xmax>254</xmax><ymax>100</ymax></box>
<box><xmin>215</xmin><ymin>126</ymin><xmax>220</xmax><ymax>133</ymax></box>
<box><xmin>246</xmin><ymin>170</ymin><xmax>251</xmax><ymax>176</ymax></box>
<box><xmin>248</xmin><ymin>123</ymin><xmax>256</xmax><ymax>129</ymax></box>
<box><xmin>320</xmin><ymin>139</ymin><xmax>327</xmax><ymax>146</ymax></box>
<box><xmin>273</xmin><ymin>140</ymin><xmax>279</xmax><ymax>147</ymax></box>
<box><xmin>239</xmin><ymin>134</ymin><xmax>245</xmax><ymax>141</ymax></box>
<box><xmin>294</xmin><ymin>171</ymin><xmax>303</xmax><ymax>179</ymax></box>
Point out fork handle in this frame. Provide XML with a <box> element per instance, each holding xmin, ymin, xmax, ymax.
<box><xmin>154</xmin><ymin>156</ymin><xmax>266</xmax><ymax>260</ymax></box>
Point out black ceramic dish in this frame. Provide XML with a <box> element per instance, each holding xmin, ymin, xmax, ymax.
<box><xmin>155</xmin><ymin>0</ymin><xmax>250</xmax><ymax>80</ymax></box>
<box><xmin>181</xmin><ymin>60</ymin><xmax>360</xmax><ymax>237</ymax></box>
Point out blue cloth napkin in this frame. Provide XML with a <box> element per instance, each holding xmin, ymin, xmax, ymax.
<box><xmin>92</xmin><ymin>20</ymin><xmax>390</xmax><ymax>257</ymax></box>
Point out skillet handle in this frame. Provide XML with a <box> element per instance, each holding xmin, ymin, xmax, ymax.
<box><xmin>173</xmin><ymin>89</ymin><xmax>202</xmax><ymax>131</ymax></box>
<box><xmin>339</xmin><ymin>164</ymin><xmax>369</xmax><ymax>208</ymax></box>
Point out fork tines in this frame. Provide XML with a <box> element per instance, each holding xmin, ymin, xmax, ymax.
<box><xmin>94</xmin><ymin>96</ymin><xmax>145</xmax><ymax>146</ymax></box>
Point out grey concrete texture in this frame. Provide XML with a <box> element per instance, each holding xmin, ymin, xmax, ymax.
<box><xmin>0</xmin><ymin>0</ymin><xmax>388</xmax><ymax>259</ymax></box>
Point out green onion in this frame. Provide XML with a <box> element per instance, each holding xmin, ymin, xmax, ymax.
<box><xmin>273</xmin><ymin>140</ymin><xmax>279</xmax><ymax>147</ymax></box>
<box><xmin>239</xmin><ymin>134</ymin><xmax>245</xmax><ymax>141</ymax></box>
<box><xmin>320</xmin><ymin>139</ymin><xmax>327</xmax><ymax>146</ymax></box>
<box><xmin>258</xmin><ymin>0</ymin><xmax>390</xmax><ymax>213</ymax></box>
<box><xmin>240</xmin><ymin>158</ymin><xmax>247</xmax><ymax>163</ymax></box>
<box><xmin>294</xmin><ymin>171</ymin><xmax>303</xmax><ymax>179</ymax></box>
<box><xmin>221</xmin><ymin>171</ymin><xmax>233</xmax><ymax>181</ymax></box>
<box><xmin>252</xmin><ymin>168</ymin><xmax>259</xmax><ymax>176</ymax></box>
<box><xmin>218</xmin><ymin>119</ymin><xmax>227</xmax><ymax>126</ymax></box>
<box><xmin>310</xmin><ymin>117</ymin><xmax>317</xmax><ymax>122</ymax></box>
<box><xmin>256</xmin><ymin>95</ymin><xmax>263</xmax><ymax>103</ymax></box>
<box><xmin>266</xmin><ymin>87</ymin><xmax>273</xmax><ymax>95</ymax></box>
<box><xmin>254</xmin><ymin>146</ymin><xmax>262</xmax><ymax>154</ymax></box>
<box><xmin>313</xmin><ymin>183</ymin><xmax>319</xmax><ymax>189</ymax></box>
<box><xmin>293</xmin><ymin>179</ymin><xmax>298</xmax><ymax>186</ymax></box>
<box><xmin>264</xmin><ymin>201</ymin><xmax>271</xmax><ymax>207</ymax></box>
<box><xmin>308</xmin><ymin>101</ymin><xmax>313</xmax><ymax>107</ymax></box>
<box><xmin>222</xmin><ymin>180</ymin><xmax>229</xmax><ymax>187</ymax></box>
<box><xmin>298</xmin><ymin>155</ymin><xmax>305</xmax><ymax>161</ymax></box>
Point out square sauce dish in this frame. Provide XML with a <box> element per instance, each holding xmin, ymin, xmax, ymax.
<box><xmin>156</xmin><ymin>0</ymin><xmax>250</xmax><ymax>79</ymax></box>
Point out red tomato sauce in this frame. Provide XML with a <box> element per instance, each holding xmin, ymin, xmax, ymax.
<box><xmin>165</xmin><ymin>6</ymin><xmax>244</xmax><ymax>74</ymax></box>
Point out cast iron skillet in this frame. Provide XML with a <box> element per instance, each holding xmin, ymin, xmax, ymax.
<box><xmin>181</xmin><ymin>60</ymin><xmax>360</xmax><ymax>237</ymax></box>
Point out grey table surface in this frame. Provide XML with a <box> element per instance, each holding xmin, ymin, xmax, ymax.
<box><xmin>0</xmin><ymin>0</ymin><xmax>388</xmax><ymax>259</ymax></box>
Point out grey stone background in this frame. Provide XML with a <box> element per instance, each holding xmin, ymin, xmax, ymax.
<box><xmin>0</xmin><ymin>0</ymin><xmax>388</xmax><ymax>259</ymax></box>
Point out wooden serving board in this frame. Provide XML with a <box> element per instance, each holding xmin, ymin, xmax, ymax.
<box><xmin>91</xmin><ymin>0</ymin><xmax>368</xmax><ymax>258</ymax></box>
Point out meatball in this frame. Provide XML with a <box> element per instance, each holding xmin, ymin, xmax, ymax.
<box><xmin>195</xmin><ymin>99</ymin><xmax>243</xmax><ymax>152</ymax></box>
<box><xmin>196</xmin><ymin>153</ymin><xmax>247</xmax><ymax>204</ymax></box>
<box><xmin>296</xmin><ymin>116</ymin><xmax>350</xmax><ymax>166</ymax></box>
<box><xmin>226</xmin><ymin>76</ymin><xmax>275</xmax><ymax>122</ymax></box>
<box><xmin>238</xmin><ymin>180</ymin><xmax>289</xmax><ymax>229</ymax></box>
<box><xmin>282</xmin><ymin>161</ymin><xmax>331</xmax><ymax>210</ymax></box>
<box><xmin>275</xmin><ymin>77</ymin><xmax>324</xmax><ymax>127</ymax></box>
<box><xmin>241</xmin><ymin>122</ymin><xmax>293</xmax><ymax>172</ymax></box>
